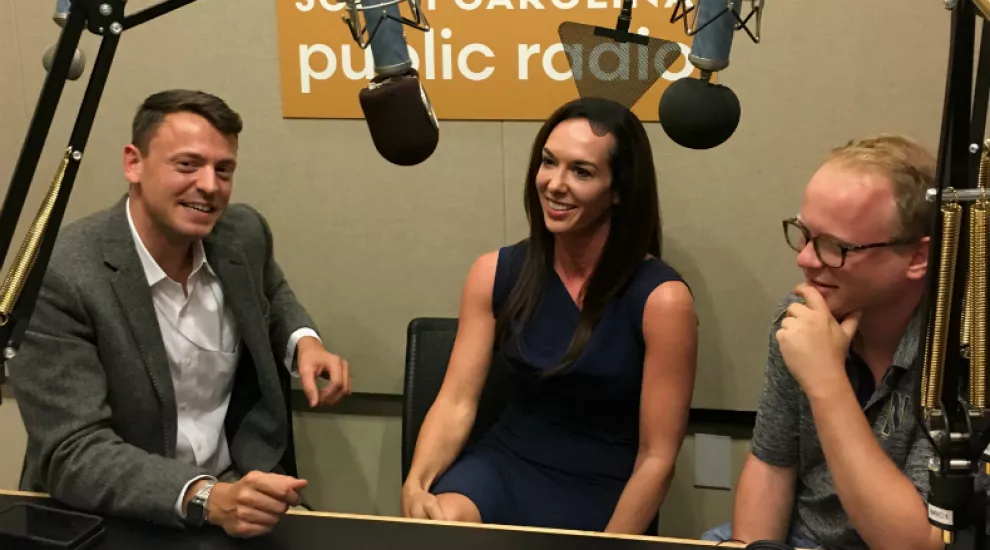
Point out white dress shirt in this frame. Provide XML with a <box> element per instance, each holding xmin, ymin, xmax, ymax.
<box><xmin>125</xmin><ymin>199</ymin><xmax>319</xmax><ymax>517</ymax></box>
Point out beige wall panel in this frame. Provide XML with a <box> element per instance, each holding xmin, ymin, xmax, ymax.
<box><xmin>502</xmin><ymin>121</ymin><xmax>541</xmax><ymax>244</ymax></box>
<box><xmin>1</xmin><ymin>0</ymin><xmax>27</xmax><ymax>188</ymax></box>
<box><xmin>657</xmin><ymin>436</ymin><xmax>752</xmax><ymax>539</ymax></box>
<box><xmin>0</xmin><ymin>0</ymin><xmax>36</xmax><ymax>295</ymax></box>
<box><xmin>8</xmin><ymin>0</ymin><xmax>505</xmax><ymax>394</ymax></box>
<box><xmin>506</xmin><ymin>1</ymin><xmax>949</xmax><ymax>412</ymax></box>
<box><xmin>0</xmin><ymin>390</ymin><xmax>27</xmax><ymax>489</ymax></box>
<box><xmin>292</xmin><ymin>410</ymin><xmax>404</xmax><ymax>517</ymax></box>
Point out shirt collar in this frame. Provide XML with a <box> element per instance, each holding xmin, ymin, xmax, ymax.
<box><xmin>847</xmin><ymin>307</ymin><xmax>924</xmax><ymax>373</ymax></box>
<box><xmin>891</xmin><ymin>305</ymin><xmax>925</xmax><ymax>370</ymax></box>
<box><xmin>125</xmin><ymin>197</ymin><xmax>210</xmax><ymax>287</ymax></box>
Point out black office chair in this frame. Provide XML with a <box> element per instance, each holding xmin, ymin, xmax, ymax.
<box><xmin>276</xmin><ymin>359</ymin><xmax>300</xmax><ymax>479</ymax></box>
<box><xmin>401</xmin><ymin>317</ymin><xmax>513</xmax><ymax>483</ymax></box>
<box><xmin>275</xmin><ymin>356</ymin><xmax>316</xmax><ymax>511</ymax></box>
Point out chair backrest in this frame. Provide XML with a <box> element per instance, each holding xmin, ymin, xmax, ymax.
<box><xmin>275</xmin><ymin>354</ymin><xmax>299</xmax><ymax>479</ymax></box>
<box><xmin>401</xmin><ymin>317</ymin><xmax>512</xmax><ymax>483</ymax></box>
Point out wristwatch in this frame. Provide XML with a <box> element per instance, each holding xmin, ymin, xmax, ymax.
<box><xmin>185</xmin><ymin>479</ymin><xmax>217</xmax><ymax>527</ymax></box>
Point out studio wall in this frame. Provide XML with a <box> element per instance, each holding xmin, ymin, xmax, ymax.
<box><xmin>0</xmin><ymin>0</ymin><xmax>954</xmax><ymax>539</ymax></box>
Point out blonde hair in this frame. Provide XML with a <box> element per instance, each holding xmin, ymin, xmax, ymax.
<box><xmin>825</xmin><ymin>133</ymin><xmax>937</xmax><ymax>242</ymax></box>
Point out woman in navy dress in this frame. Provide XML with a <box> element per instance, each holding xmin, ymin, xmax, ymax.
<box><xmin>401</xmin><ymin>97</ymin><xmax>698</xmax><ymax>535</ymax></box>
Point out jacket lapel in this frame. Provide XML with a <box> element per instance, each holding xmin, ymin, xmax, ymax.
<box><xmin>203</xmin><ymin>234</ymin><xmax>281</xmax><ymax>408</ymax></box>
<box><xmin>101</xmin><ymin>198</ymin><xmax>178</xmax><ymax>456</ymax></box>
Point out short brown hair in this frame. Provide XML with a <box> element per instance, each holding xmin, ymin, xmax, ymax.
<box><xmin>824</xmin><ymin>133</ymin><xmax>937</xmax><ymax>242</ymax></box>
<box><xmin>131</xmin><ymin>89</ymin><xmax>243</xmax><ymax>154</ymax></box>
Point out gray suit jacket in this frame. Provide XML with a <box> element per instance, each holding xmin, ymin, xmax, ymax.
<box><xmin>8</xmin><ymin>196</ymin><xmax>317</xmax><ymax>528</ymax></box>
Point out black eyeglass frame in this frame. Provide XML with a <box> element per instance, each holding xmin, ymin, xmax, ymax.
<box><xmin>781</xmin><ymin>217</ymin><xmax>918</xmax><ymax>268</ymax></box>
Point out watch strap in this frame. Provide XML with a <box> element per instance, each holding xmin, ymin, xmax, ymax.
<box><xmin>185</xmin><ymin>478</ymin><xmax>217</xmax><ymax>526</ymax></box>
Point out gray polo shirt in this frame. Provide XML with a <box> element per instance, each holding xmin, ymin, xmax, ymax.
<box><xmin>750</xmin><ymin>293</ymin><xmax>933</xmax><ymax>550</ymax></box>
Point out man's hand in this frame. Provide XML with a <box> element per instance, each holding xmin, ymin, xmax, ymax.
<box><xmin>297</xmin><ymin>336</ymin><xmax>352</xmax><ymax>407</ymax></box>
<box><xmin>203</xmin><ymin>471</ymin><xmax>308</xmax><ymax>538</ymax></box>
<box><xmin>776</xmin><ymin>283</ymin><xmax>861</xmax><ymax>394</ymax></box>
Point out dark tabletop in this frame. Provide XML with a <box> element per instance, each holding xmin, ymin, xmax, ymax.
<box><xmin>0</xmin><ymin>493</ymin><xmax>724</xmax><ymax>550</ymax></box>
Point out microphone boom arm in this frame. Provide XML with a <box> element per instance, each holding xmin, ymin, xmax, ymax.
<box><xmin>905</xmin><ymin>1</ymin><xmax>990</xmax><ymax>548</ymax></box>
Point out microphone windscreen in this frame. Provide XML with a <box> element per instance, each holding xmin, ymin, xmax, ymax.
<box><xmin>359</xmin><ymin>72</ymin><xmax>439</xmax><ymax>166</ymax></box>
<box><xmin>43</xmin><ymin>44</ymin><xmax>86</xmax><ymax>81</ymax></box>
<box><xmin>659</xmin><ymin>77</ymin><xmax>740</xmax><ymax>150</ymax></box>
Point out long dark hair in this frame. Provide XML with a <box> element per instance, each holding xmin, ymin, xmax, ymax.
<box><xmin>494</xmin><ymin>97</ymin><xmax>662</xmax><ymax>377</ymax></box>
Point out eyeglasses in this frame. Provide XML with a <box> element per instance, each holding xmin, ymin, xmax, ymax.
<box><xmin>782</xmin><ymin>217</ymin><xmax>916</xmax><ymax>268</ymax></box>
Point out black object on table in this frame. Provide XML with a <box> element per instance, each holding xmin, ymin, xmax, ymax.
<box><xmin>0</xmin><ymin>493</ymin><xmax>720</xmax><ymax>550</ymax></box>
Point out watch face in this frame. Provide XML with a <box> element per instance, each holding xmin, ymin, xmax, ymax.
<box><xmin>185</xmin><ymin>482</ymin><xmax>215</xmax><ymax>526</ymax></box>
<box><xmin>186</xmin><ymin>500</ymin><xmax>206</xmax><ymax>526</ymax></box>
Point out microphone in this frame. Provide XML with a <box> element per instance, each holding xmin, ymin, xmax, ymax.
<box><xmin>345</xmin><ymin>0</ymin><xmax>438</xmax><ymax>166</ymax></box>
<box><xmin>660</xmin><ymin>0</ymin><xmax>764</xmax><ymax>150</ymax></box>
<box><xmin>44</xmin><ymin>0</ymin><xmax>86</xmax><ymax>81</ymax></box>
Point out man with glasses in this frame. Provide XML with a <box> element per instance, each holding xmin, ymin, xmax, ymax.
<box><xmin>701</xmin><ymin>134</ymin><xmax>941</xmax><ymax>550</ymax></box>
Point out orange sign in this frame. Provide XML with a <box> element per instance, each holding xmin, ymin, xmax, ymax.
<box><xmin>276</xmin><ymin>0</ymin><xmax>698</xmax><ymax>121</ymax></box>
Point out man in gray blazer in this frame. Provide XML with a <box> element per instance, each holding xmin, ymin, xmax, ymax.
<box><xmin>7</xmin><ymin>89</ymin><xmax>351</xmax><ymax>538</ymax></box>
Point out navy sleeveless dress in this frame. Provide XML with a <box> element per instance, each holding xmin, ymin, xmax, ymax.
<box><xmin>429</xmin><ymin>241</ymin><xmax>687</xmax><ymax>534</ymax></box>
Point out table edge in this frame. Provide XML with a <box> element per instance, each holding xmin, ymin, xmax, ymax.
<box><xmin>0</xmin><ymin>490</ymin><xmax>742</xmax><ymax>548</ymax></box>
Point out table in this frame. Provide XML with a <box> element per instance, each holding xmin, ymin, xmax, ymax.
<box><xmin>0</xmin><ymin>491</ymin><xmax>740</xmax><ymax>550</ymax></box>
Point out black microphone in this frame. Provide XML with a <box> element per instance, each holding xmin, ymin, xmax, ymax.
<box><xmin>660</xmin><ymin>0</ymin><xmax>763</xmax><ymax>150</ymax></box>
<box><xmin>345</xmin><ymin>0</ymin><xmax>438</xmax><ymax>166</ymax></box>
<box><xmin>43</xmin><ymin>0</ymin><xmax>86</xmax><ymax>81</ymax></box>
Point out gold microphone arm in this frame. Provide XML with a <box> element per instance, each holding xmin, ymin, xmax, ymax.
<box><xmin>969</xmin><ymin>191</ymin><xmax>987</xmax><ymax>408</ymax></box>
<box><xmin>959</xmin><ymin>143</ymin><xmax>988</xmax><ymax>356</ymax></box>
<box><xmin>964</xmin><ymin>143</ymin><xmax>988</xmax><ymax>415</ymax></box>
<box><xmin>974</xmin><ymin>0</ymin><xmax>990</xmax><ymax>20</ymax></box>
<box><xmin>922</xmin><ymin>193</ymin><xmax>963</xmax><ymax>416</ymax></box>
<box><xmin>921</xmin><ymin>2</ymin><xmax>990</xmax><ymax>546</ymax></box>
<box><xmin>0</xmin><ymin>149</ymin><xmax>71</xmax><ymax>328</ymax></box>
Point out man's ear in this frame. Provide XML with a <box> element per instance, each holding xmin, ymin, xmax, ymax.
<box><xmin>123</xmin><ymin>144</ymin><xmax>143</xmax><ymax>185</ymax></box>
<box><xmin>906</xmin><ymin>236</ymin><xmax>930</xmax><ymax>280</ymax></box>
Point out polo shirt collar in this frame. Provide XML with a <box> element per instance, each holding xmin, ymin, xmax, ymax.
<box><xmin>891</xmin><ymin>305</ymin><xmax>925</xmax><ymax>370</ymax></box>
